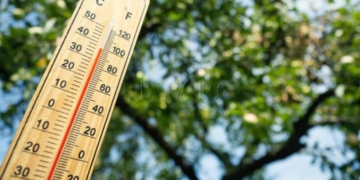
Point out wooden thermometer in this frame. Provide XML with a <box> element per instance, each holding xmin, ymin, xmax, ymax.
<box><xmin>0</xmin><ymin>0</ymin><xmax>149</xmax><ymax>179</ymax></box>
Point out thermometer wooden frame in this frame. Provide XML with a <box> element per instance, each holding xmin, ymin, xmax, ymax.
<box><xmin>0</xmin><ymin>0</ymin><xmax>149</xmax><ymax>179</ymax></box>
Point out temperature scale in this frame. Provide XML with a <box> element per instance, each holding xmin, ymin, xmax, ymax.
<box><xmin>0</xmin><ymin>0</ymin><xmax>149</xmax><ymax>179</ymax></box>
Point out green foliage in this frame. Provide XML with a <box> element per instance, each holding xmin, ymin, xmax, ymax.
<box><xmin>1</xmin><ymin>0</ymin><xmax>360</xmax><ymax>179</ymax></box>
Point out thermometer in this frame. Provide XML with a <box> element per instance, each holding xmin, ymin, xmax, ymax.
<box><xmin>0</xmin><ymin>0</ymin><xmax>149</xmax><ymax>179</ymax></box>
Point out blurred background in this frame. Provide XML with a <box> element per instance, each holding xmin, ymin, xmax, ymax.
<box><xmin>1</xmin><ymin>0</ymin><xmax>360</xmax><ymax>179</ymax></box>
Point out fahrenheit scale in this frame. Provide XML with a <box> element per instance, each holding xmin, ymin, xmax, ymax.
<box><xmin>0</xmin><ymin>0</ymin><xmax>149</xmax><ymax>179</ymax></box>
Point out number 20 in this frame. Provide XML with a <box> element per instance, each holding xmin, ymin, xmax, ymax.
<box><xmin>68</xmin><ymin>174</ymin><xmax>79</xmax><ymax>180</ymax></box>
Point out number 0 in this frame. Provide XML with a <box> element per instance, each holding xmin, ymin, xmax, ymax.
<box><xmin>78</xmin><ymin>150</ymin><xmax>85</xmax><ymax>159</ymax></box>
<box><xmin>48</xmin><ymin>99</ymin><xmax>55</xmax><ymax>107</ymax></box>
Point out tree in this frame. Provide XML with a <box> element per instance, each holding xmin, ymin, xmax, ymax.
<box><xmin>1</xmin><ymin>0</ymin><xmax>360</xmax><ymax>179</ymax></box>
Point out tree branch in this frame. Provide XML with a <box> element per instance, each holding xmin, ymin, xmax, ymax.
<box><xmin>310</xmin><ymin>118</ymin><xmax>356</xmax><ymax>128</ymax></box>
<box><xmin>192</xmin><ymin>99</ymin><xmax>230</xmax><ymax>166</ymax></box>
<box><xmin>115</xmin><ymin>97</ymin><xmax>199</xmax><ymax>180</ymax></box>
<box><xmin>186</xmin><ymin>71</ymin><xmax>234</xmax><ymax>169</ymax></box>
<box><xmin>195</xmin><ymin>133</ymin><xmax>234</xmax><ymax>169</ymax></box>
<box><xmin>222</xmin><ymin>89</ymin><xmax>334</xmax><ymax>180</ymax></box>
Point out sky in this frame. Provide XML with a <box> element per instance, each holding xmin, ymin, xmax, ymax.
<box><xmin>0</xmin><ymin>0</ymin><xmax>358</xmax><ymax>179</ymax></box>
